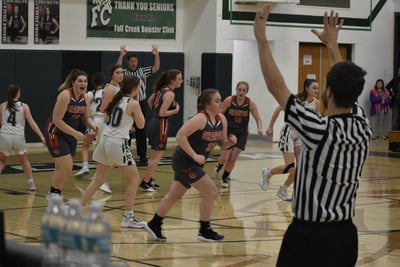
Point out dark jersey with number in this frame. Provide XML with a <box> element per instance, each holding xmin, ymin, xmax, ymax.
<box><xmin>175</xmin><ymin>111</ymin><xmax>224</xmax><ymax>161</ymax></box>
<box><xmin>46</xmin><ymin>88</ymin><xmax>87</xmax><ymax>140</ymax></box>
<box><xmin>224</xmin><ymin>95</ymin><xmax>250</xmax><ymax>132</ymax></box>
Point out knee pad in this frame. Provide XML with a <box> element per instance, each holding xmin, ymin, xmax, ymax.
<box><xmin>282</xmin><ymin>162</ymin><xmax>295</xmax><ymax>174</ymax></box>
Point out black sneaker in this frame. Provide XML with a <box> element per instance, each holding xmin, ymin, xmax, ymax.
<box><xmin>137</xmin><ymin>158</ymin><xmax>148</xmax><ymax>167</ymax></box>
<box><xmin>197</xmin><ymin>226</ymin><xmax>224</xmax><ymax>242</ymax></box>
<box><xmin>144</xmin><ymin>221</ymin><xmax>167</xmax><ymax>242</ymax></box>
<box><xmin>140</xmin><ymin>180</ymin><xmax>157</xmax><ymax>192</ymax></box>
<box><xmin>149</xmin><ymin>177</ymin><xmax>159</xmax><ymax>188</ymax></box>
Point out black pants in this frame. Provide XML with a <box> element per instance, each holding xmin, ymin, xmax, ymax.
<box><xmin>277</xmin><ymin>217</ymin><xmax>358</xmax><ymax>267</ymax></box>
<box><xmin>131</xmin><ymin>99</ymin><xmax>147</xmax><ymax>161</ymax></box>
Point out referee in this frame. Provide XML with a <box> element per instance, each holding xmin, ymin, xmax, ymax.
<box><xmin>254</xmin><ymin>5</ymin><xmax>372</xmax><ymax>267</ymax></box>
<box><xmin>116</xmin><ymin>44</ymin><xmax>160</xmax><ymax>166</ymax></box>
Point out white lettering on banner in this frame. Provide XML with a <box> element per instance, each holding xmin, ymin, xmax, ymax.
<box><xmin>140</xmin><ymin>26</ymin><xmax>161</xmax><ymax>33</ymax></box>
<box><xmin>90</xmin><ymin>5</ymin><xmax>112</xmax><ymax>27</ymax></box>
<box><xmin>124</xmin><ymin>25</ymin><xmax>140</xmax><ymax>32</ymax></box>
<box><xmin>113</xmin><ymin>1</ymin><xmax>175</xmax><ymax>12</ymax></box>
<box><xmin>114</xmin><ymin>24</ymin><xmax>124</xmax><ymax>32</ymax></box>
<box><xmin>162</xmin><ymin>26</ymin><xmax>174</xmax><ymax>33</ymax></box>
<box><xmin>149</xmin><ymin>3</ymin><xmax>174</xmax><ymax>12</ymax></box>
<box><xmin>133</xmin><ymin>14</ymin><xmax>155</xmax><ymax>22</ymax></box>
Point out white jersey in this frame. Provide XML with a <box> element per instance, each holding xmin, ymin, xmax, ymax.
<box><xmin>88</xmin><ymin>89</ymin><xmax>105</xmax><ymax>119</ymax></box>
<box><xmin>303</xmin><ymin>98</ymin><xmax>317</xmax><ymax>112</ymax></box>
<box><xmin>103</xmin><ymin>96</ymin><xmax>133</xmax><ymax>139</ymax></box>
<box><xmin>1</xmin><ymin>101</ymin><xmax>25</xmax><ymax>136</ymax></box>
<box><xmin>105</xmin><ymin>82</ymin><xmax>120</xmax><ymax>95</ymax></box>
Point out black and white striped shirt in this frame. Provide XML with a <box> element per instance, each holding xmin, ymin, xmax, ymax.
<box><xmin>123</xmin><ymin>66</ymin><xmax>152</xmax><ymax>101</ymax></box>
<box><xmin>285</xmin><ymin>95</ymin><xmax>372</xmax><ymax>222</ymax></box>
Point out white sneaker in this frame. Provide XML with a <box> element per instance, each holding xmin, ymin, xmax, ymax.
<box><xmin>27</xmin><ymin>180</ymin><xmax>36</xmax><ymax>191</ymax></box>
<box><xmin>46</xmin><ymin>192</ymin><xmax>61</xmax><ymax>201</ymax></box>
<box><xmin>214</xmin><ymin>165</ymin><xmax>220</xmax><ymax>179</ymax></box>
<box><xmin>276</xmin><ymin>186</ymin><xmax>292</xmax><ymax>201</ymax></box>
<box><xmin>221</xmin><ymin>176</ymin><xmax>229</xmax><ymax>188</ymax></box>
<box><xmin>99</xmin><ymin>182</ymin><xmax>112</xmax><ymax>194</ymax></box>
<box><xmin>260</xmin><ymin>168</ymin><xmax>272</xmax><ymax>191</ymax></box>
<box><xmin>121</xmin><ymin>214</ymin><xmax>144</xmax><ymax>228</ymax></box>
<box><xmin>75</xmin><ymin>166</ymin><xmax>89</xmax><ymax>178</ymax></box>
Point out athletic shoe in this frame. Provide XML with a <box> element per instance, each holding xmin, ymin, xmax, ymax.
<box><xmin>149</xmin><ymin>177</ymin><xmax>159</xmax><ymax>188</ymax></box>
<box><xmin>99</xmin><ymin>182</ymin><xmax>112</xmax><ymax>194</ymax></box>
<box><xmin>46</xmin><ymin>192</ymin><xmax>61</xmax><ymax>201</ymax></box>
<box><xmin>121</xmin><ymin>214</ymin><xmax>144</xmax><ymax>229</ymax></box>
<box><xmin>140</xmin><ymin>180</ymin><xmax>157</xmax><ymax>192</ymax></box>
<box><xmin>221</xmin><ymin>176</ymin><xmax>229</xmax><ymax>188</ymax></box>
<box><xmin>197</xmin><ymin>226</ymin><xmax>224</xmax><ymax>242</ymax></box>
<box><xmin>276</xmin><ymin>186</ymin><xmax>292</xmax><ymax>201</ymax></box>
<box><xmin>260</xmin><ymin>168</ymin><xmax>272</xmax><ymax>191</ymax></box>
<box><xmin>144</xmin><ymin>221</ymin><xmax>167</xmax><ymax>242</ymax></box>
<box><xmin>27</xmin><ymin>180</ymin><xmax>36</xmax><ymax>191</ymax></box>
<box><xmin>214</xmin><ymin>164</ymin><xmax>220</xmax><ymax>179</ymax></box>
<box><xmin>137</xmin><ymin>158</ymin><xmax>148</xmax><ymax>167</ymax></box>
<box><xmin>75</xmin><ymin>166</ymin><xmax>89</xmax><ymax>178</ymax></box>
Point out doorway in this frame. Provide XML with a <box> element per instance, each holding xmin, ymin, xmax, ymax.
<box><xmin>298</xmin><ymin>43</ymin><xmax>351</xmax><ymax>114</ymax></box>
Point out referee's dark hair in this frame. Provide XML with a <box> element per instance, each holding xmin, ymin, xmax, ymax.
<box><xmin>326</xmin><ymin>61</ymin><xmax>367</xmax><ymax>108</ymax></box>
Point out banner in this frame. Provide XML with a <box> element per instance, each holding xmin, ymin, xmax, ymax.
<box><xmin>87</xmin><ymin>0</ymin><xmax>176</xmax><ymax>39</ymax></box>
<box><xmin>2</xmin><ymin>0</ymin><xmax>28</xmax><ymax>44</ymax></box>
<box><xmin>34</xmin><ymin>0</ymin><xmax>60</xmax><ymax>44</ymax></box>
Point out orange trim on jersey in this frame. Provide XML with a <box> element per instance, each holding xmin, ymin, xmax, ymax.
<box><xmin>159</xmin><ymin>117</ymin><xmax>169</xmax><ymax>142</ymax></box>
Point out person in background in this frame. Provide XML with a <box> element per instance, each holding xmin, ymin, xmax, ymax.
<box><xmin>139</xmin><ymin>69</ymin><xmax>182</xmax><ymax>192</ymax></box>
<box><xmin>144</xmin><ymin>89</ymin><xmax>237</xmax><ymax>242</ymax></box>
<box><xmin>7</xmin><ymin>4</ymin><xmax>26</xmax><ymax>43</ymax></box>
<box><xmin>214</xmin><ymin>81</ymin><xmax>263</xmax><ymax>188</ymax></box>
<box><xmin>45</xmin><ymin>69</ymin><xmax>97</xmax><ymax>198</ymax></box>
<box><xmin>254</xmin><ymin>5</ymin><xmax>372</xmax><ymax>266</ymax></box>
<box><xmin>75</xmin><ymin>72</ymin><xmax>107</xmax><ymax>178</ymax></box>
<box><xmin>0</xmin><ymin>83</ymin><xmax>46</xmax><ymax>190</ymax></box>
<box><xmin>386</xmin><ymin>67</ymin><xmax>400</xmax><ymax>130</ymax></box>
<box><xmin>260</xmin><ymin>79</ymin><xmax>320</xmax><ymax>201</ymax></box>
<box><xmin>81</xmin><ymin>76</ymin><xmax>145</xmax><ymax>228</ymax></box>
<box><xmin>369</xmin><ymin>79</ymin><xmax>391</xmax><ymax>140</ymax></box>
<box><xmin>117</xmin><ymin>44</ymin><xmax>160</xmax><ymax>166</ymax></box>
<box><xmin>39</xmin><ymin>6</ymin><xmax>59</xmax><ymax>44</ymax></box>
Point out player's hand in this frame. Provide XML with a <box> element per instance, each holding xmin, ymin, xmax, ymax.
<box><xmin>120</xmin><ymin>45</ymin><xmax>128</xmax><ymax>56</ymax></box>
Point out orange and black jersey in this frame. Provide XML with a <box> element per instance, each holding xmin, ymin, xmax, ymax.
<box><xmin>175</xmin><ymin>111</ymin><xmax>224</xmax><ymax>161</ymax></box>
<box><xmin>151</xmin><ymin>86</ymin><xmax>175</xmax><ymax>118</ymax></box>
<box><xmin>46</xmin><ymin>88</ymin><xmax>87</xmax><ymax>138</ymax></box>
<box><xmin>224</xmin><ymin>95</ymin><xmax>250</xmax><ymax>131</ymax></box>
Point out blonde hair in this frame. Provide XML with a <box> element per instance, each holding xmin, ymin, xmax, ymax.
<box><xmin>58</xmin><ymin>69</ymin><xmax>88</xmax><ymax>91</ymax></box>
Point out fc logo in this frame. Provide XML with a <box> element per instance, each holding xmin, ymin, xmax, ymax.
<box><xmin>90</xmin><ymin>5</ymin><xmax>112</xmax><ymax>27</ymax></box>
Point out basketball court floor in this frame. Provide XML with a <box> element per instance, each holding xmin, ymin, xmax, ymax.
<box><xmin>1</xmin><ymin>137</ymin><xmax>399</xmax><ymax>266</ymax></box>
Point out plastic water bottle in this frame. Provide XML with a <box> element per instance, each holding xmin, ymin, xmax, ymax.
<box><xmin>82</xmin><ymin>201</ymin><xmax>112</xmax><ymax>267</ymax></box>
<box><xmin>41</xmin><ymin>195</ymin><xmax>65</xmax><ymax>267</ymax></box>
<box><xmin>59</xmin><ymin>198</ymin><xmax>84</xmax><ymax>267</ymax></box>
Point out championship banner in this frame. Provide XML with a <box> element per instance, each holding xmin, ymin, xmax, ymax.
<box><xmin>34</xmin><ymin>0</ymin><xmax>60</xmax><ymax>44</ymax></box>
<box><xmin>87</xmin><ymin>0</ymin><xmax>176</xmax><ymax>39</ymax></box>
<box><xmin>2</xmin><ymin>0</ymin><xmax>28</xmax><ymax>44</ymax></box>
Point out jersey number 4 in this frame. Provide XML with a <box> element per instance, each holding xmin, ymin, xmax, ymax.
<box><xmin>7</xmin><ymin>111</ymin><xmax>17</xmax><ymax>126</ymax></box>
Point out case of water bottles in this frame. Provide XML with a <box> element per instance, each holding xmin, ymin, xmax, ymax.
<box><xmin>41</xmin><ymin>196</ymin><xmax>112</xmax><ymax>267</ymax></box>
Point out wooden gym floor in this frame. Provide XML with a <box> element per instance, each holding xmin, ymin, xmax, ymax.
<box><xmin>1</xmin><ymin>138</ymin><xmax>399</xmax><ymax>266</ymax></box>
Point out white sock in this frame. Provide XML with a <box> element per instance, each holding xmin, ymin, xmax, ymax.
<box><xmin>27</xmin><ymin>178</ymin><xmax>34</xmax><ymax>183</ymax></box>
<box><xmin>125</xmin><ymin>210</ymin><xmax>134</xmax><ymax>217</ymax></box>
<box><xmin>282</xmin><ymin>184</ymin><xmax>288</xmax><ymax>192</ymax></box>
<box><xmin>82</xmin><ymin>162</ymin><xmax>88</xmax><ymax>168</ymax></box>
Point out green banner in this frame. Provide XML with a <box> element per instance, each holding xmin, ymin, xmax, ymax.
<box><xmin>87</xmin><ymin>0</ymin><xmax>176</xmax><ymax>39</ymax></box>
